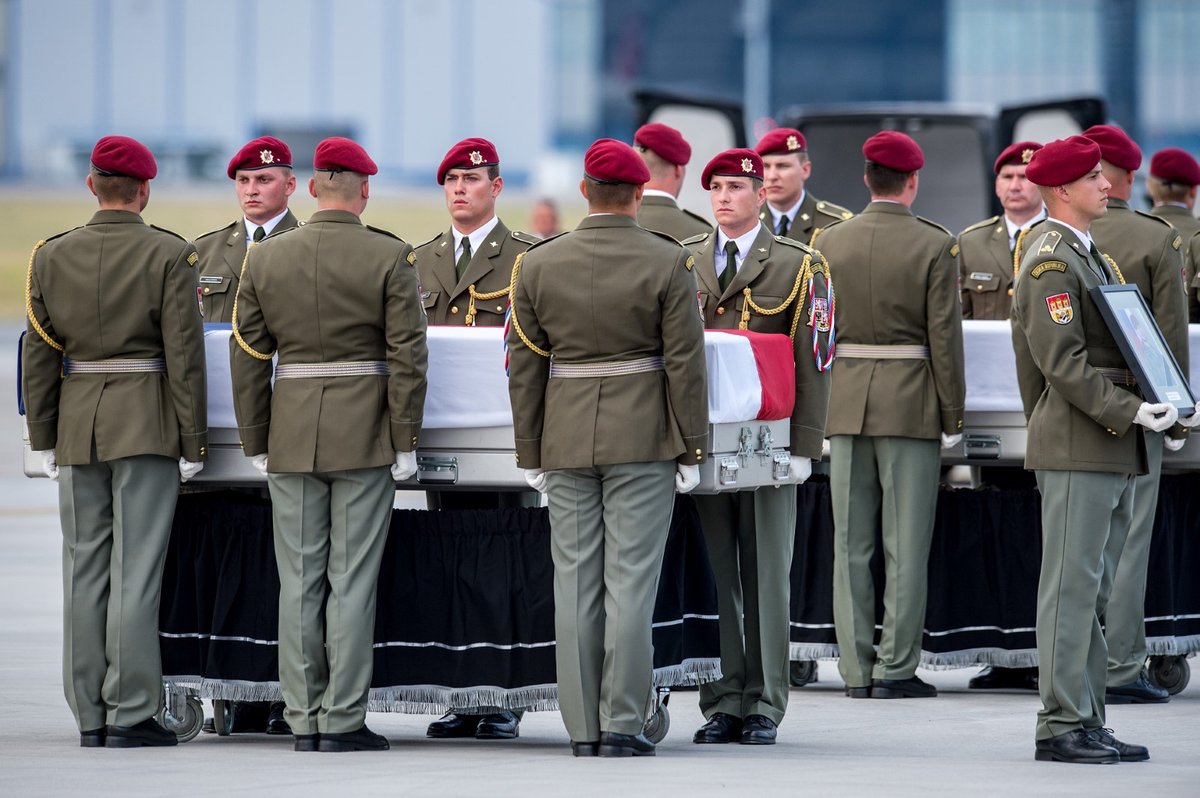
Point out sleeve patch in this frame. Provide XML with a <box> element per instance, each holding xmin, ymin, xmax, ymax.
<box><xmin>1031</xmin><ymin>260</ymin><xmax>1068</xmax><ymax>278</ymax></box>
<box><xmin>187</xmin><ymin>251</ymin><xmax>199</xmax><ymax>267</ymax></box>
<box><xmin>1046</xmin><ymin>292</ymin><xmax>1073</xmax><ymax>324</ymax></box>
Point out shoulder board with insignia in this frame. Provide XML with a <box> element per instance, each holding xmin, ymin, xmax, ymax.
<box><xmin>415</xmin><ymin>231</ymin><xmax>445</xmax><ymax>250</ymax></box>
<box><xmin>645</xmin><ymin>227</ymin><xmax>686</xmax><ymax>247</ymax></box>
<box><xmin>365</xmin><ymin>224</ymin><xmax>403</xmax><ymax>241</ymax></box>
<box><xmin>949</xmin><ymin>243</ymin><xmax>960</xmax><ymax>258</ymax></box>
<box><xmin>523</xmin><ymin>231</ymin><xmax>568</xmax><ymax>252</ymax></box>
<box><xmin>815</xmin><ymin>199</ymin><xmax>854</xmax><ymax>220</ymax></box>
<box><xmin>915</xmin><ymin>216</ymin><xmax>952</xmax><ymax>236</ymax></box>
<box><xmin>680</xmin><ymin>232</ymin><xmax>710</xmax><ymax>246</ymax></box>
<box><xmin>150</xmin><ymin>223</ymin><xmax>186</xmax><ymax>241</ymax></box>
<box><xmin>1134</xmin><ymin>209</ymin><xmax>1174</xmax><ymax>228</ymax></box>
<box><xmin>263</xmin><ymin>224</ymin><xmax>301</xmax><ymax>239</ymax></box>
<box><xmin>774</xmin><ymin>235</ymin><xmax>817</xmax><ymax>254</ymax></box>
<box><xmin>959</xmin><ymin>216</ymin><xmax>1001</xmax><ymax>236</ymax></box>
<box><xmin>1032</xmin><ymin>230</ymin><xmax>1062</xmax><ymax>255</ymax></box>
<box><xmin>194</xmin><ymin>220</ymin><xmax>238</xmax><ymax>242</ymax></box>
<box><xmin>40</xmin><ymin>226</ymin><xmax>82</xmax><ymax>246</ymax></box>
<box><xmin>511</xmin><ymin>230</ymin><xmax>540</xmax><ymax>245</ymax></box>
<box><xmin>1030</xmin><ymin>260</ymin><xmax>1068</xmax><ymax>278</ymax></box>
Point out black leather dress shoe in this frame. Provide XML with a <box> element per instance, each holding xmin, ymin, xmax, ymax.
<box><xmin>105</xmin><ymin>718</ymin><xmax>178</xmax><ymax>748</ymax></box>
<box><xmin>318</xmin><ymin>725</ymin><xmax>389</xmax><ymax>752</ymax></box>
<box><xmin>475</xmin><ymin>711</ymin><xmax>520</xmax><ymax>739</ymax></box>
<box><xmin>80</xmin><ymin>728</ymin><xmax>105</xmax><ymax>748</ymax></box>
<box><xmin>844</xmin><ymin>686</ymin><xmax>871</xmax><ymax>698</ymax></box>
<box><xmin>598</xmin><ymin>731</ymin><xmax>656</xmax><ymax>757</ymax></box>
<box><xmin>293</xmin><ymin>733</ymin><xmax>319</xmax><ymax>752</ymax></box>
<box><xmin>1034</xmin><ymin>728</ymin><xmax>1118</xmax><ymax>764</ymax></box>
<box><xmin>968</xmin><ymin>666</ymin><xmax>1038</xmax><ymax>691</ymax></box>
<box><xmin>426</xmin><ymin>713</ymin><xmax>482</xmax><ymax>738</ymax></box>
<box><xmin>871</xmin><ymin>675</ymin><xmax>938</xmax><ymax>699</ymax></box>
<box><xmin>571</xmin><ymin>740</ymin><xmax>599</xmax><ymax>757</ymax></box>
<box><xmin>693</xmin><ymin>712</ymin><xmax>742</xmax><ymax>744</ymax></box>
<box><xmin>739</xmin><ymin>714</ymin><xmax>777</xmax><ymax>745</ymax></box>
<box><xmin>266</xmin><ymin>702</ymin><xmax>291</xmax><ymax>735</ymax></box>
<box><xmin>1106</xmin><ymin>671</ymin><xmax>1169</xmax><ymax>704</ymax></box>
<box><xmin>1088</xmin><ymin>727</ymin><xmax>1149</xmax><ymax>762</ymax></box>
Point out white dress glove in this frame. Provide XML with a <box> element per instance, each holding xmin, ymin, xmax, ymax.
<box><xmin>789</xmin><ymin>457</ymin><xmax>813</xmax><ymax>485</ymax></box>
<box><xmin>41</xmin><ymin>449</ymin><xmax>59</xmax><ymax>482</ymax></box>
<box><xmin>178</xmin><ymin>458</ymin><xmax>204</xmax><ymax>483</ymax></box>
<box><xmin>1177</xmin><ymin>402</ymin><xmax>1200</xmax><ymax>428</ymax></box>
<box><xmin>1133</xmin><ymin>402</ymin><xmax>1179</xmax><ymax>433</ymax></box>
<box><xmin>523</xmin><ymin>468</ymin><xmax>547</xmax><ymax>494</ymax></box>
<box><xmin>941</xmin><ymin>433</ymin><xmax>963</xmax><ymax>450</ymax></box>
<box><xmin>392</xmin><ymin>451</ymin><xmax>418</xmax><ymax>481</ymax></box>
<box><xmin>250</xmin><ymin>453</ymin><xmax>269</xmax><ymax>477</ymax></box>
<box><xmin>821</xmin><ymin>439</ymin><xmax>832</xmax><ymax>459</ymax></box>
<box><xmin>1164</xmin><ymin>436</ymin><xmax>1186</xmax><ymax>452</ymax></box>
<box><xmin>675</xmin><ymin>464</ymin><xmax>700</xmax><ymax>493</ymax></box>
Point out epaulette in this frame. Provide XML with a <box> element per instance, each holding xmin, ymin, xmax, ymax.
<box><xmin>511</xmin><ymin>230</ymin><xmax>540</xmax><ymax>245</ymax></box>
<box><xmin>194</xmin><ymin>220</ymin><xmax>237</xmax><ymax>242</ymax></box>
<box><xmin>1134</xmin><ymin>209</ymin><xmax>1174</xmax><ymax>228</ymax></box>
<box><xmin>774</xmin><ymin>235</ymin><xmax>818</xmax><ymax>255</ymax></box>
<box><xmin>1031</xmin><ymin>229</ymin><xmax>1062</xmax><ymax>256</ymax></box>
<box><xmin>817</xmin><ymin>216</ymin><xmax>850</xmax><ymax>234</ymax></box>
<box><xmin>915</xmin><ymin>215</ymin><xmax>952</xmax><ymax>236</ymax></box>
<box><xmin>366</xmin><ymin>224</ymin><xmax>404</xmax><ymax>241</ymax></box>
<box><xmin>414</xmin><ymin>230</ymin><xmax>445</xmax><ymax>250</ymax></box>
<box><xmin>815</xmin><ymin>199</ymin><xmax>854</xmax><ymax>221</ymax></box>
<box><xmin>523</xmin><ymin>231</ymin><xmax>569</xmax><ymax>251</ymax></box>
<box><xmin>682</xmin><ymin>207</ymin><xmax>713</xmax><ymax>226</ymax></box>
<box><xmin>680</xmin><ymin>232</ymin><xmax>709</xmax><ymax>246</ymax></box>
<box><xmin>959</xmin><ymin>215</ymin><xmax>1000</xmax><ymax>236</ymax></box>
<box><xmin>645</xmin><ymin>227</ymin><xmax>686</xmax><ymax>247</ymax></box>
<box><xmin>262</xmin><ymin>223</ymin><xmax>302</xmax><ymax>241</ymax></box>
<box><xmin>40</xmin><ymin>227</ymin><xmax>81</xmax><ymax>246</ymax></box>
<box><xmin>150</xmin><ymin>223</ymin><xmax>186</xmax><ymax>241</ymax></box>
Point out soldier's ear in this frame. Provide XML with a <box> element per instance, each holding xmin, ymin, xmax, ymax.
<box><xmin>578</xmin><ymin>179</ymin><xmax>589</xmax><ymax>202</ymax></box>
<box><xmin>86</xmin><ymin>174</ymin><xmax>97</xmax><ymax>198</ymax></box>
<box><xmin>308</xmin><ymin>178</ymin><xmax>318</xmax><ymax>199</ymax></box>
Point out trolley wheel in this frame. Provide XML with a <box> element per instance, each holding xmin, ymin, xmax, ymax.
<box><xmin>643</xmin><ymin>704</ymin><xmax>670</xmax><ymax>744</ymax></box>
<box><xmin>212</xmin><ymin>699</ymin><xmax>234</xmax><ymax>736</ymax></box>
<box><xmin>789</xmin><ymin>659</ymin><xmax>818</xmax><ymax>688</ymax></box>
<box><xmin>1148</xmin><ymin>655</ymin><xmax>1191</xmax><ymax>695</ymax></box>
<box><xmin>160</xmin><ymin>696</ymin><xmax>205</xmax><ymax>743</ymax></box>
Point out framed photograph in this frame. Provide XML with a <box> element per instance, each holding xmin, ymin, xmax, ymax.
<box><xmin>1090</xmin><ymin>284</ymin><xmax>1196</xmax><ymax>417</ymax></box>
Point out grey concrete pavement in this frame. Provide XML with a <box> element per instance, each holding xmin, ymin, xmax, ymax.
<box><xmin>2</xmin><ymin>326</ymin><xmax>1197</xmax><ymax>796</ymax></box>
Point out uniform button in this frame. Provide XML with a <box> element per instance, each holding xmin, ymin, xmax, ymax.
<box><xmin>957</xmin><ymin>420</ymin><xmax>963</xmax><ymax>429</ymax></box>
<box><xmin>450</xmin><ymin>306</ymin><xmax>459</xmax><ymax>315</ymax></box>
<box><xmin>202</xmin><ymin>287</ymin><xmax>211</xmax><ymax>295</ymax></box>
<box><xmin>496</xmin><ymin>305</ymin><xmax>504</xmax><ymax>312</ymax></box>
<box><xmin>199</xmin><ymin>447</ymin><xmax>206</xmax><ymax>456</ymax></box>
<box><xmin>695</xmin><ymin>448</ymin><xmax>703</xmax><ymax>456</ymax></box>
<box><xmin>716</xmin><ymin>307</ymin><xmax>726</xmax><ymax>316</ymax></box>
<box><xmin>1007</xmin><ymin>288</ymin><xmax>1014</xmax><ymax>296</ymax></box>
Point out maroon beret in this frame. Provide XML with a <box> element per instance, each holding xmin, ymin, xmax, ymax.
<box><xmin>862</xmin><ymin>131</ymin><xmax>924</xmax><ymax>172</ymax></box>
<box><xmin>993</xmin><ymin>140</ymin><xmax>1042</xmax><ymax>174</ymax></box>
<box><xmin>90</xmin><ymin>135</ymin><xmax>157</xmax><ymax>180</ymax></box>
<box><xmin>584</xmin><ymin>138</ymin><xmax>650</xmax><ymax>184</ymax></box>
<box><xmin>701</xmin><ymin>149</ymin><xmax>764</xmax><ymax>189</ymax></box>
<box><xmin>437</xmin><ymin>137</ymin><xmax>499</xmax><ymax>184</ymax></box>
<box><xmin>1025</xmin><ymin>136</ymin><xmax>1101</xmax><ymax>187</ymax></box>
<box><xmin>634</xmin><ymin>123</ymin><xmax>691</xmax><ymax>166</ymax></box>
<box><xmin>1150</xmin><ymin>147</ymin><xmax>1200</xmax><ymax>186</ymax></box>
<box><xmin>313</xmin><ymin>137</ymin><xmax>377</xmax><ymax>176</ymax></box>
<box><xmin>1082</xmin><ymin>124</ymin><xmax>1142</xmax><ymax>171</ymax></box>
<box><xmin>226</xmin><ymin>136</ymin><xmax>291</xmax><ymax>179</ymax></box>
<box><xmin>755</xmin><ymin>127</ymin><xmax>807</xmax><ymax>157</ymax></box>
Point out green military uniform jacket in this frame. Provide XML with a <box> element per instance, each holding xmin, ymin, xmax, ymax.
<box><xmin>637</xmin><ymin>194</ymin><xmax>712</xmax><ymax>242</ymax></box>
<box><xmin>759</xmin><ymin>191</ymin><xmax>853</xmax><ymax>247</ymax></box>
<box><xmin>230</xmin><ymin>209</ymin><xmax>428</xmax><ymax>473</ymax></box>
<box><xmin>1149</xmin><ymin>203</ymin><xmax>1200</xmax><ymax>323</ymax></box>
<box><xmin>818</xmin><ymin>201</ymin><xmax>965</xmax><ymax>439</ymax></box>
<box><xmin>413</xmin><ymin>219</ymin><xmax>535</xmax><ymax>327</ymax></box>
<box><xmin>195</xmin><ymin>210</ymin><xmax>301</xmax><ymax>323</ymax></box>
<box><xmin>956</xmin><ymin>212</ymin><xmax>1044</xmax><ymax>319</ymax></box>
<box><xmin>23</xmin><ymin>210</ymin><xmax>208</xmax><ymax>464</ymax></box>
<box><xmin>1011</xmin><ymin>222</ymin><xmax>1147</xmax><ymax>474</ymax></box>
<box><xmin>507</xmin><ymin>213</ymin><xmax>709</xmax><ymax>471</ymax></box>
<box><xmin>684</xmin><ymin>223</ymin><xmax>831</xmax><ymax>459</ymax></box>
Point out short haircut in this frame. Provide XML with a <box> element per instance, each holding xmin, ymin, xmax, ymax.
<box><xmin>486</xmin><ymin>165</ymin><xmax>500</xmax><ymax>181</ymax></box>
<box><xmin>313</xmin><ymin>170</ymin><xmax>367</xmax><ymax>201</ymax></box>
<box><xmin>637</xmin><ymin>146</ymin><xmax>674</xmax><ymax>180</ymax></box>
<box><xmin>584</xmin><ymin>176</ymin><xmax>638</xmax><ymax>210</ymax></box>
<box><xmin>1147</xmin><ymin>175</ymin><xmax>1191</xmax><ymax>204</ymax></box>
<box><xmin>865</xmin><ymin>162</ymin><xmax>910</xmax><ymax>196</ymax></box>
<box><xmin>90</xmin><ymin>169</ymin><xmax>142</xmax><ymax>204</ymax></box>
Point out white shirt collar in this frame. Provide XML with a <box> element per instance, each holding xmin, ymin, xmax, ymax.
<box><xmin>766</xmin><ymin>191</ymin><xmax>805</xmax><ymax>230</ymax></box>
<box><xmin>453</xmin><ymin>215</ymin><xmax>500</xmax><ymax>259</ymax></box>
<box><xmin>1004</xmin><ymin>207</ymin><xmax>1047</xmax><ymax>243</ymax></box>
<box><xmin>715</xmin><ymin>222</ymin><xmax>764</xmax><ymax>272</ymax></box>
<box><xmin>1047</xmin><ymin>216</ymin><xmax>1094</xmax><ymax>252</ymax></box>
<box><xmin>642</xmin><ymin>188</ymin><xmax>676</xmax><ymax>201</ymax></box>
<box><xmin>244</xmin><ymin>208</ymin><xmax>289</xmax><ymax>243</ymax></box>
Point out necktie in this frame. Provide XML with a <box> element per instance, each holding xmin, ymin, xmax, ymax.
<box><xmin>456</xmin><ymin>236</ymin><xmax>472</xmax><ymax>281</ymax></box>
<box><xmin>251</xmin><ymin>226</ymin><xmax>265</xmax><ymax>244</ymax></box>
<box><xmin>719</xmin><ymin>241</ymin><xmax>738</xmax><ymax>293</ymax></box>
<box><xmin>1089</xmin><ymin>244</ymin><xmax>1111</xmax><ymax>285</ymax></box>
<box><xmin>777</xmin><ymin>214</ymin><xmax>790</xmax><ymax>238</ymax></box>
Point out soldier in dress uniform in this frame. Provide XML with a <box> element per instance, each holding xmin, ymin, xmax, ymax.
<box><xmin>755</xmin><ymin>127</ymin><xmax>853</xmax><ymax>247</ymax></box>
<box><xmin>683</xmin><ymin>149</ymin><xmax>829</xmax><ymax>746</ymax></box>
<box><xmin>958</xmin><ymin>141</ymin><xmax>1046</xmax><ymax>321</ymax></box>
<box><xmin>506</xmin><ymin>138</ymin><xmax>709</xmax><ymax>757</ymax></box>
<box><xmin>1011</xmin><ymin>135</ymin><xmax>1194</xmax><ymax>764</ymax></box>
<box><xmin>230</xmin><ymin>137</ymin><xmax>428</xmax><ymax>753</ymax></box>
<box><xmin>817</xmin><ymin>132</ymin><xmax>965</xmax><ymax>701</ymax></box>
<box><xmin>195</xmin><ymin>136</ymin><xmax>300</xmax><ymax>323</ymax></box>
<box><xmin>633</xmin><ymin>122</ymin><xmax>712</xmax><ymax>241</ymax></box>
<box><xmin>23</xmin><ymin>135</ymin><xmax>207</xmax><ymax>748</ymax></box>
<box><xmin>1147</xmin><ymin>147</ymin><xmax>1200</xmax><ymax>322</ymax></box>
<box><xmin>414</xmin><ymin>136</ymin><xmax>537</xmax><ymax>740</ymax></box>
<box><xmin>1079</xmin><ymin>125</ymin><xmax>1189</xmax><ymax>707</ymax></box>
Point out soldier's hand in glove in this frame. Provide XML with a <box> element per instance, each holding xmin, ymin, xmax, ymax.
<box><xmin>675</xmin><ymin>464</ymin><xmax>700</xmax><ymax>493</ymax></box>
<box><xmin>392</xmin><ymin>451</ymin><xmax>418</xmax><ymax>481</ymax></box>
<box><xmin>178</xmin><ymin>458</ymin><xmax>204</xmax><ymax>482</ymax></box>
<box><xmin>1133</xmin><ymin>402</ymin><xmax>1178</xmax><ymax>433</ymax></box>
<box><xmin>1164</xmin><ymin>436</ymin><xmax>1186</xmax><ymax>452</ymax></box>
<box><xmin>40</xmin><ymin>449</ymin><xmax>59</xmax><ymax>482</ymax></box>
<box><xmin>250</xmin><ymin>453</ymin><xmax>269</xmax><ymax>477</ymax></box>
<box><xmin>523</xmin><ymin>468</ymin><xmax>547</xmax><ymax>493</ymax></box>
<box><xmin>941</xmin><ymin>432</ymin><xmax>963</xmax><ymax>449</ymax></box>
<box><xmin>788</xmin><ymin>457</ymin><xmax>813</xmax><ymax>484</ymax></box>
<box><xmin>1177</xmin><ymin>402</ymin><xmax>1200</xmax><ymax>428</ymax></box>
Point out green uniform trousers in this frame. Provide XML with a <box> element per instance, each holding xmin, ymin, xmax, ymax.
<box><xmin>1034</xmin><ymin>468</ymin><xmax>1135</xmax><ymax>740</ymax></box>
<box><xmin>59</xmin><ymin>454</ymin><xmax>179</xmax><ymax>730</ymax></box>
<box><xmin>693</xmin><ymin>484</ymin><xmax>797</xmax><ymax>725</ymax></box>
<box><xmin>1105</xmin><ymin>431</ymin><xmax>1163</xmax><ymax>686</ymax></box>
<box><xmin>267</xmin><ymin>467</ymin><xmax>394</xmax><ymax>735</ymax></box>
<box><xmin>830</xmin><ymin>436</ymin><xmax>940</xmax><ymax>688</ymax></box>
<box><xmin>545</xmin><ymin>460</ymin><xmax>676</xmax><ymax>742</ymax></box>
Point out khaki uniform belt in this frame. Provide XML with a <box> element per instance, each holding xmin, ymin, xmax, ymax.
<box><xmin>275</xmin><ymin>361</ymin><xmax>389</xmax><ymax>379</ymax></box>
<box><xmin>549</xmin><ymin>355</ymin><xmax>665</xmax><ymax>378</ymax></box>
<box><xmin>1096</xmin><ymin>366</ymin><xmax>1138</xmax><ymax>388</ymax></box>
<box><xmin>836</xmin><ymin>343</ymin><xmax>931</xmax><ymax>360</ymax></box>
<box><xmin>64</xmin><ymin>358</ymin><xmax>165</xmax><ymax>374</ymax></box>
